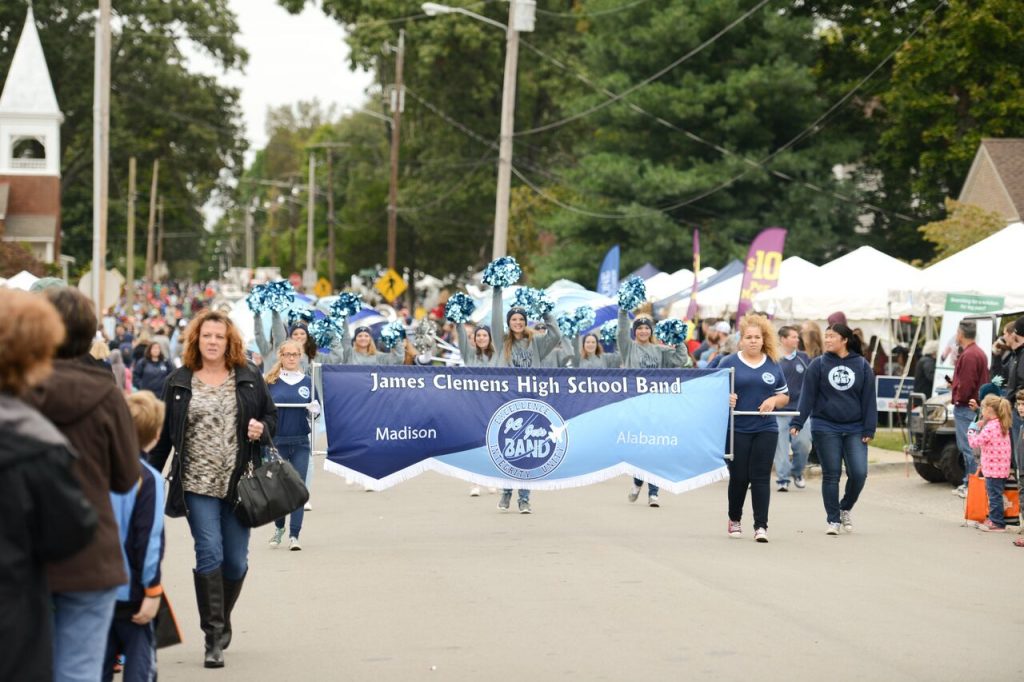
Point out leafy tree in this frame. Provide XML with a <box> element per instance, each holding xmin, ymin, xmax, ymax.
<box><xmin>0</xmin><ymin>0</ymin><xmax>247</xmax><ymax>280</ymax></box>
<box><xmin>917</xmin><ymin>198</ymin><xmax>1005</xmax><ymax>266</ymax></box>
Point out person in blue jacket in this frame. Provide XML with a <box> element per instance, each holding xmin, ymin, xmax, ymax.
<box><xmin>718</xmin><ymin>314</ymin><xmax>789</xmax><ymax>543</ymax></box>
<box><xmin>132</xmin><ymin>342</ymin><xmax>173</xmax><ymax>396</ymax></box>
<box><xmin>105</xmin><ymin>390</ymin><xmax>166</xmax><ymax>682</ymax></box>
<box><xmin>264</xmin><ymin>340</ymin><xmax>320</xmax><ymax>551</ymax></box>
<box><xmin>790</xmin><ymin>323</ymin><xmax>877</xmax><ymax>536</ymax></box>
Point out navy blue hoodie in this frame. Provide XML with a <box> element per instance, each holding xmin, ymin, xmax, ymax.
<box><xmin>792</xmin><ymin>351</ymin><xmax>877</xmax><ymax>437</ymax></box>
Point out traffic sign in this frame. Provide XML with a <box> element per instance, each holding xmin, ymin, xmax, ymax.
<box><xmin>313</xmin><ymin>277</ymin><xmax>332</xmax><ymax>298</ymax></box>
<box><xmin>375</xmin><ymin>268</ymin><xmax>407</xmax><ymax>301</ymax></box>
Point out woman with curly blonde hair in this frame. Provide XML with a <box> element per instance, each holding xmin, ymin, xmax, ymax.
<box><xmin>717</xmin><ymin>313</ymin><xmax>789</xmax><ymax>542</ymax></box>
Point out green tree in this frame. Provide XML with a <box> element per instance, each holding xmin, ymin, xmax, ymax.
<box><xmin>0</xmin><ymin>0</ymin><xmax>247</xmax><ymax>280</ymax></box>
<box><xmin>917</xmin><ymin>199</ymin><xmax>1005</xmax><ymax>266</ymax></box>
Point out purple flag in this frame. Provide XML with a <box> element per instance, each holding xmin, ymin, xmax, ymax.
<box><xmin>686</xmin><ymin>230</ymin><xmax>700</xmax><ymax>320</ymax></box>
<box><xmin>736</xmin><ymin>227</ymin><xmax>787</xmax><ymax>317</ymax></box>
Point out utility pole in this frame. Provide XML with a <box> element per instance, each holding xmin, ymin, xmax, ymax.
<box><xmin>304</xmin><ymin>153</ymin><xmax>316</xmax><ymax>289</ymax></box>
<box><xmin>244</xmin><ymin>202</ymin><xmax>254</xmax><ymax>272</ymax></box>
<box><xmin>492</xmin><ymin>1</ymin><xmax>522</xmax><ymax>260</ymax></box>
<box><xmin>326</xmin><ymin>150</ymin><xmax>336</xmax><ymax>288</ymax></box>
<box><xmin>145</xmin><ymin>159</ymin><xmax>159</xmax><ymax>283</ymax></box>
<box><xmin>387</xmin><ymin>29</ymin><xmax>405</xmax><ymax>272</ymax></box>
<box><xmin>156</xmin><ymin>196</ymin><xmax>164</xmax><ymax>274</ymax></box>
<box><xmin>125</xmin><ymin>156</ymin><xmax>136</xmax><ymax>306</ymax></box>
<box><xmin>91</xmin><ymin>0</ymin><xmax>111</xmax><ymax>311</ymax></box>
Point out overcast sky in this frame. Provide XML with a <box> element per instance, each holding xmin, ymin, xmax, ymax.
<box><xmin>186</xmin><ymin>0</ymin><xmax>374</xmax><ymax>151</ymax></box>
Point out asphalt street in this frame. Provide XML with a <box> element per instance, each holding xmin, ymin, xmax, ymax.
<box><xmin>157</xmin><ymin>454</ymin><xmax>1023</xmax><ymax>682</ymax></box>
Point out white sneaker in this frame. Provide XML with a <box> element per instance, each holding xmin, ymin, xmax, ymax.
<box><xmin>627</xmin><ymin>485</ymin><xmax>641</xmax><ymax>503</ymax></box>
<box><xmin>304</xmin><ymin>501</ymin><xmax>313</xmax><ymax>511</ymax></box>
<box><xmin>469</xmin><ymin>486</ymin><xmax>481</xmax><ymax>497</ymax></box>
<box><xmin>728</xmin><ymin>520</ymin><xmax>742</xmax><ymax>538</ymax></box>
<box><xmin>648</xmin><ymin>495</ymin><xmax>660</xmax><ymax>508</ymax></box>
<box><xmin>826</xmin><ymin>523</ymin><xmax>840</xmax><ymax>535</ymax></box>
<box><xmin>269</xmin><ymin>527</ymin><xmax>285</xmax><ymax>547</ymax></box>
<box><xmin>953</xmin><ymin>484</ymin><xmax>967</xmax><ymax>498</ymax></box>
<box><xmin>289</xmin><ymin>536</ymin><xmax>302</xmax><ymax>551</ymax></box>
<box><xmin>754</xmin><ymin>527</ymin><xmax>768</xmax><ymax>543</ymax></box>
<box><xmin>840</xmin><ymin>510</ymin><xmax>853</xmax><ymax>533</ymax></box>
<box><xmin>793</xmin><ymin>476</ymin><xmax>806</xmax><ymax>489</ymax></box>
<box><xmin>777</xmin><ymin>481</ymin><xmax>789</xmax><ymax>492</ymax></box>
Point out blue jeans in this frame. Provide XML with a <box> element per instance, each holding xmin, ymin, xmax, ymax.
<box><xmin>103</xmin><ymin>619</ymin><xmax>156</xmax><ymax>682</ymax></box>
<box><xmin>502</xmin><ymin>488</ymin><xmax>530</xmax><ymax>502</ymax></box>
<box><xmin>274</xmin><ymin>437</ymin><xmax>310</xmax><ymax>538</ymax></box>
<box><xmin>52</xmin><ymin>587</ymin><xmax>119</xmax><ymax>682</ymax></box>
<box><xmin>774</xmin><ymin>415</ymin><xmax>812</xmax><ymax>483</ymax></box>
<box><xmin>953</xmin><ymin>405</ymin><xmax>978</xmax><ymax>485</ymax></box>
<box><xmin>985</xmin><ymin>476</ymin><xmax>1006</xmax><ymax>527</ymax></box>
<box><xmin>633</xmin><ymin>478</ymin><xmax>660</xmax><ymax>496</ymax></box>
<box><xmin>813</xmin><ymin>431</ymin><xmax>868</xmax><ymax>525</ymax></box>
<box><xmin>185</xmin><ymin>492</ymin><xmax>250</xmax><ymax>580</ymax></box>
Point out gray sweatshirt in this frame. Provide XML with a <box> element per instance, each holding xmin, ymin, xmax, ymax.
<box><xmin>573</xmin><ymin>336</ymin><xmax>621</xmax><ymax>369</ymax></box>
<box><xmin>490</xmin><ymin>287</ymin><xmax>561</xmax><ymax>369</ymax></box>
<box><xmin>617</xmin><ymin>309</ymin><xmax>691</xmax><ymax>369</ymax></box>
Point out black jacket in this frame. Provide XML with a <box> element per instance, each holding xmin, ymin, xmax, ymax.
<box><xmin>149</xmin><ymin>362</ymin><xmax>277</xmax><ymax>517</ymax></box>
<box><xmin>1006</xmin><ymin>346</ymin><xmax>1024</xmax><ymax>404</ymax></box>
<box><xmin>913</xmin><ymin>354</ymin><xmax>936</xmax><ymax>399</ymax></box>
<box><xmin>0</xmin><ymin>394</ymin><xmax>97</xmax><ymax>682</ymax></box>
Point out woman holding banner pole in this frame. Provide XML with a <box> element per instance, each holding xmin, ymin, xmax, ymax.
<box><xmin>617</xmin><ymin>307</ymin><xmax>692</xmax><ymax>507</ymax></box>
<box><xmin>717</xmin><ymin>314</ymin><xmax>789</xmax><ymax>542</ymax></box>
<box><xmin>491</xmin><ymin>285</ymin><xmax>563</xmax><ymax>514</ymax></box>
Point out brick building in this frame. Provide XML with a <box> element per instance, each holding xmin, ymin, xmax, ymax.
<box><xmin>0</xmin><ymin>7</ymin><xmax>63</xmax><ymax>264</ymax></box>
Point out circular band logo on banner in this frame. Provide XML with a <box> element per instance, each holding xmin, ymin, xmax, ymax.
<box><xmin>486</xmin><ymin>399</ymin><xmax>568</xmax><ymax>480</ymax></box>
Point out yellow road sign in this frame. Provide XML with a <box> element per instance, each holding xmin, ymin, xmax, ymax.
<box><xmin>375</xmin><ymin>268</ymin><xmax>407</xmax><ymax>301</ymax></box>
<box><xmin>313</xmin><ymin>277</ymin><xmax>332</xmax><ymax>298</ymax></box>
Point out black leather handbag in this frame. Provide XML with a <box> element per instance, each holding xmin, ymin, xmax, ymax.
<box><xmin>233</xmin><ymin>444</ymin><xmax>309</xmax><ymax>528</ymax></box>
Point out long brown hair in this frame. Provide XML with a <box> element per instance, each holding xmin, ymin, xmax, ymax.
<box><xmin>502</xmin><ymin>327</ymin><xmax>533</xmax><ymax>363</ymax></box>
<box><xmin>581</xmin><ymin>332</ymin><xmax>603</xmax><ymax>359</ymax></box>
<box><xmin>470</xmin><ymin>325</ymin><xmax>496</xmax><ymax>360</ymax></box>
<box><xmin>265</xmin><ymin>339</ymin><xmax>303</xmax><ymax>385</ymax></box>
<box><xmin>801</xmin><ymin>320</ymin><xmax>823</xmax><ymax>358</ymax></box>
<box><xmin>181</xmin><ymin>309</ymin><xmax>247</xmax><ymax>370</ymax></box>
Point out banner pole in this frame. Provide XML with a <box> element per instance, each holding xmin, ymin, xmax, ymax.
<box><xmin>727</xmin><ymin>368</ymin><xmax>735</xmax><ymax>461</ymax></box>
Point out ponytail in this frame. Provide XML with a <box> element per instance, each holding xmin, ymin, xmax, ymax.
<box><xmin>827</xmin><ymin>323</ymin><xmax>862</xmax><ymax>356</ymax></box>
<box><xmin>982</xmin><ymin>394</ymin><xmax>1013</xmax><ymax>435</ymax></box>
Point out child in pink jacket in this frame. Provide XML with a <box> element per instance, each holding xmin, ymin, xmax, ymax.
<box><xmin>967</xmin><ymin>394</ymin><xmax>1013</xmax><ymax>531</ymax></box>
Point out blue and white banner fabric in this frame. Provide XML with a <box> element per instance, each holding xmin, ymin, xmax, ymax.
<box><xmin>322</xmin><ymin>365</ymin><xmax>731</xmax><ymax>493</ymax></box>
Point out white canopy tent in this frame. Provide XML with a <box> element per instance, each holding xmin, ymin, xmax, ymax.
<box><xmin>671</xmin><ymin>256</ymin><xmax>820</xmax><ymax>320</ymax></box>
<box><xmin>889</xmin><ymin>222</ymin><xmax>1024</xmax><ymax>316</ymax></box>
<box><xmin>2</xmin><ymin>269</ymin><xmax>39</xmax><ymax>290</ymax></box>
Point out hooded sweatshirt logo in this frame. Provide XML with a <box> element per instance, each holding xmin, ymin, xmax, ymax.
<box><xmin>828</xmin><ymin>365</ymin><xmax>856</xmax><ymax>391</ymax></box>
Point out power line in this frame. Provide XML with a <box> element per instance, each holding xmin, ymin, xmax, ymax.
<box><xmin>515</xmin><ymin>0</ymin><xmax>774</xmax><ymax>136</ymax></box>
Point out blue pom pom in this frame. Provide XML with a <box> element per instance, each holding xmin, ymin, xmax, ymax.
<box><xmin>287</xmin><ymin>307</ymin><xmax>314</xmax><ymax>327</ymax></box>
<box><xmin>573</xmin><ymin>305</ymin><xmax>596</xmax><ymax>331</ymax></box>
<box><xmin>329</xmin><ymin>292</ymin><xmax>363</xmax><ymax>319</ymax></box>
<box><xmin>380</xmin><ymin>321</ymin><xmax>407</xmax><ymax>351</ymax></box>
<box><xmin>655</xmin><ymin>319</ymin><xmax>689</xmax><ymax>346</ymax></box>
<box><xmin>309</xmin><ymin>318</ymin><xmax>342</xmax><ymax>348</ymax></box>
<box><xmin>482</xmin><ymin>256</ymin><xmax>522</xmax><ymax>288</ymax></box>
<box><xmin>599</xmin><ymin>320</ymin><xmax>618</xmax><ymax>348</ymax></box>
<box><xmin>557</xmin><ymin>312</ymin><xmax>580</xmax><ymax>339</ymax></box>
<box><xmin>259</xmin><ymin>280</ymin><xmax>295</xmax><ymax>312</ymax></box>
<box><xmin>246</xmin><ymin>285</ymin><xmax>267</xmax><ymax>313</ymax></box>
<box><xmin>617</xmin><ymin>276</ymin><xmax>647</xmax><ymax>311</ymax></box>
<box><xmin>444</xmin><ymin>293</ymin><xmax>476</xmax><ymax>324</ymax></box>
<box><xmin>512</xmin><ymin>287</ymin><xmax>554</xmax><ymax>320</ymax></box>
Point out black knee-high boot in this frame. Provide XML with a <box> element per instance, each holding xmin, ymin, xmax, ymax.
<box><xmin>193</xmin><ymin>569</ymin><xmax>226</xmax><ymax>668</ymax></box>
<box><xmin>221</xmin><ymin>571</ymin><xmax>246</xmax><ymax>650</ymax></box>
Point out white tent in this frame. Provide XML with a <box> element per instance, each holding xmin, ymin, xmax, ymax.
<box><xmin>4</xmin><ymin>270</ymin><xmax>39</xmax><ymax>290</ymax></box>
<box><xmin>673</xmin><ymin>256</ymin><xmax>820</xmax><ymax>319</ymax></box>
<box><xmin>758</xmin><ymin>246</ymin><xmax>920</xmax><ymax>321</ymax></box>
<box><xmin>889</xmin><ymin>222</ymin><xmax>1024</xmax><ymax>315</ymax></box>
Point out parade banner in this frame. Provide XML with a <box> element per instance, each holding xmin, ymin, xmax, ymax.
<box><xmin>596</xmin><ymin>245</ymin><xmax>620</xmax><ymax>298</ymax></box>
<box><xmin>736</xmin><ymin>227</ymin><xmax>787</xmax><ymax>317</ymax></box>
<box><xmin>322</xmin><ymin>365</ymin><xmax>731</xmax><ymax>492</ymax></box>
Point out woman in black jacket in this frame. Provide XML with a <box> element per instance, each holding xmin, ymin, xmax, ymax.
<box><xmin>149</xmin><ymin>309</ymin><xmax>276</xmax><ymax>669</ymax></box>
<box><xmin>132</xmin><ymin>342</ymin><xmax>173</xmax><ymax>396</ymax></box>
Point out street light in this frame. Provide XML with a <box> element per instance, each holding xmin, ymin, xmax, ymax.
<box><xmin>422</xmin><ymin>0</ymin><xmax>536</xmax><ymax>259</ymax></box>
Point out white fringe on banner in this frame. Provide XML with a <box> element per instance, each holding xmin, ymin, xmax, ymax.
<box><xmin>323</xmin><ymin>458</ymin><xmax>729</xmax><ymax>494</ymax></box>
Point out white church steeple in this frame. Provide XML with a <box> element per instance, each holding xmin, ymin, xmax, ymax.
<box><xmin>0</xmin><ymin>6</ymin><xmax>63</xmax><ymax>176</ymax></box>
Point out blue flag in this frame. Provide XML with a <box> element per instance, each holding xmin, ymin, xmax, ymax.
<box><xmin>322</xmin><ymin>365</ymin><xmax>731</xmax><ymax>493</ymax></box>
<box><xmin>596</xmin><ymin>245</ymin><xmax>620</xmax><ymax>298</ymax></box>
